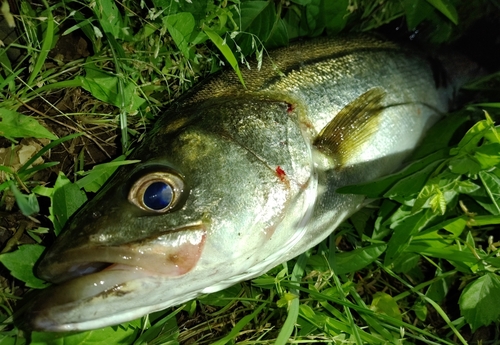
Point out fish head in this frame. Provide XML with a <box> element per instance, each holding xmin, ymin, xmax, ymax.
<box><xmin>26</xmin><ymin>96</ymin><xmax>312</xmax><ymax>331</ymax></box>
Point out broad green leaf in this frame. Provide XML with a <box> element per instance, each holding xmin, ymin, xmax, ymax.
<box><xmin>426</xmin><ymin>272</ymin><xmax>452</xmax><ymax>304</ymax></box>
<box><xmin>385</xmin><ymin>208</ymin><xmax>436</xmax><ymax>265</ymax></box>
<box><xmin>450</xmin><ymin>115</ymin><xmax>494</xmax><ymax>156</ymax></box>
<box><xmin>305</xmin><ymin>0</ymin><xmax>325</xmax><ymax>36</ymax></box>
<box><xmin>34</xmin><ymin>172</ymin><xmax>87</xmax><ymax>235</ymax></box>
<box><xmin>411</xmin><ymin>112</ymin><xmax>469</xmax><ymax>159</ymax></box>
<box><xmin>413</xmin><ymin>300</ymin><xmax>428</xmax><ymax>321</ymax></box>
<box><xmin>51</xmin><ymin>174</ymin><xmax>87</xmax><ymax>235</ymax></box>
<box><xmin>163</xmin><ymin>12</ymin><xmax>196</xmax><ymax>60</ymax></box>
<box><xmin>474</xmin><ymin>143</ymin><xmax>500</xmax><ymax>169</ymax></box>
<box><xmin>0</xmin><ymin>108</ymin><xmax>57</xmax><ymax>140</ymax></box>
<box><xmin>456</xmin><ymin>179</ymin><xmax>480</xmax><ymax>194</ymax></box>
<box><xmin>370</xmin><ymin>292</ymin><xmax>402</xmax><ymax>321</ymax></box>
<box><xmin>324</xmin><ymin>0</ymin><xmax>350</xmax><ymax>34</ymax></box>
<box><xmin>283</xmin><ymin>4</ymin><xmax>309</xmax><ymax>39</ymax></box>
<box><xmin>403</xmin><ymin>0</ymin><xmax>435</xmax><ymax>30</ymax></box>
<box><xmin>290</xmin><ymin>0</ymin><xmax>312</xmax><ymax>5</ymax></box>
<box><xmin>383</xmin><ymin>160</ymin><xmax>442</xmax><ymax>204</ymax></box>
<box><xmin>425</xmin><ymin>0</ymin><xmax>458</xmax><ymax>25</ymax></box>
<box><xmin>338</xmin><ymin>151</ymin><xmax>446</xmax><ymax>198</ymax></box>
<box><xmin>79</xmin><ymin>65</ymin><xmax>146</xmax><ymax>112</ymax></box>
<box><xmin>93</xmin><ymin>0</ymin><xmax>132</xmax><ymax>41</ymax></box>
<box><xmin>479</xmin><ymin>171</ymin><xmax>500</xmax><ymax>214</ymax></box>
<box><xmin>331</xmin><ymin>243</ymin><xmax>386</xmax><ymax>275</ymax></box>
<box><xmin>76</xmin><ymin>157</ymin><xmax>140</xmax><ymax>193</ymax></box>
<box><xmin>31</xmin><ymin>324</ymin><xmax>138</xmax><ymax>345</ymax></box>
<box><xmin>0</xmin><ymin>244</ymin><xmax>47</xmax><ymax>288</ymax></box>
<box><xmin>8</xmin><ymin>181</ymin><xmax>39</xmax><ymax>216</ymax></box>
<box><xmin>392</xmin><ymin>252</ymin><xmax>420</xmax><ymax>273</ymax></box>
<box><xmin>265</xmin><ymin>18</ymin><xmax>288</xmax><ymax>49</ymax></box>
<box><xmin>407</xmin><ymin>244</ymin><xmax>500</xmax><ymax>269</ymax></box>
<box><xmin>459</xmin><ymin>273</ymin><xmax>500</xmax><ymax>331</ymax></box>
<box><xmin>441</xmin><ymin>217</ymin><xmax>467</xmax><ymax>237</ymax></box>
<box><xmin>178</xmin><ymin>0</ymin><xmax>208</xmax><ymax>22</ymax></box>
<box><xmin>448</xmin><ymin>154</ymin><xmax>482</xmax><ymax>174</ymax></box>
<box><xmin>232</xmin><ymin>1</ymin><xmax>276</xmax><ymax>54</ymax></box>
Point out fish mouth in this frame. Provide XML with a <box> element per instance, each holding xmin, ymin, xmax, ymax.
<box><xmin>39</xmin><ymin>224</ymin><xmax>206</xmax><ymax>284</ymax></box>
<box><xmin>25</xmin><ymin>225</ymin><xmax>206</xmax><ymax>331</ymax></box>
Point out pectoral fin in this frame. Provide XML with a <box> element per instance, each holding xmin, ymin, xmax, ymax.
<box><xmin>313</xmin><ymin>88</ymin><xmax>386</xmax><ymax>167</ymax></box>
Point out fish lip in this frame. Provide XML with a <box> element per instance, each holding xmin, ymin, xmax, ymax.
<box><xmin>38</xmin><ymin>223</ymin><xmax>207</xmax><ymax>284</ymax></box>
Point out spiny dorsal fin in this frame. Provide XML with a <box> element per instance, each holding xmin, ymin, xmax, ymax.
<box><xmin>313</xmin><ymin>87</ymin><xmax>386</xmax><ymax>167</ymax></box>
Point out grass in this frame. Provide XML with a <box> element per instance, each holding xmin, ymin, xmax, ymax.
<box><xmin>1</xmin><ymin>0</ymin><xmax>500</xmax><ymax>344</ymax></box>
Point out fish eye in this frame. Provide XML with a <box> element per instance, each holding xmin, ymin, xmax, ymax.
<box><xmin>128</xmin><ymin>172</ymin><xmax>185</xmax><ymax>213</ymax></box>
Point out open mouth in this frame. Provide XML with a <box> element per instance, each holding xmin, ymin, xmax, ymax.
<box><xmin>24</xmin><ymin>225</ymin><xmax>206</xmax><ymax>331</ymax></box>
<box><xmin>38</xmin><ymin>225</ymin><xmax>206</xmax><ymax>284</ymax></box>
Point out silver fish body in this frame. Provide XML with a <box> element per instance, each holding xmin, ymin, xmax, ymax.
<box><xmin>26</xmin><ymin>35</ymin><xmax>457</xmax><ymax>331</ymax></box>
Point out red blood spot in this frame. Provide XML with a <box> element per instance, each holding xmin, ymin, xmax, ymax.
<box><xmin>287</xmin><ymin>103</ymin><xmax>295</xmax><ymax>113</ymax></box>
<box><xmin>276</xmin><ymin>166</ymin><xmax>286</xmax><ymax>182</ymax></box>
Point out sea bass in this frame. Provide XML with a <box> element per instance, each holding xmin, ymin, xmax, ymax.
<box><xmin>26</xmin><ymin>35</ymin><xmax>462</xmax><ymax>331</ymax></box>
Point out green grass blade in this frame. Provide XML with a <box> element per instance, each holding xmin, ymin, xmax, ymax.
<box><xmin>204</xmin><ymin>28</ymin><xmax>246</xmax><ymax>88</ymax></box>
<box><xmin>211</xmin><ymin>302</ymin><xmax>266</xmax><ymax>345</ymax></box>
<box><xmin>275</xmin><ymin>252</ymin><xmax>308</xmax><ymax>345</ymax></box>
<box><xmin>27</xmin><ymin>1</ymin><xmax>54</xmax><ymax>86</ymax></box>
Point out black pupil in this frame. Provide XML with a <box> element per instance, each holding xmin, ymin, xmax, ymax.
<box><xmin>143</xmin><ymin>182</ymin><xmax>173</xmax><ymax>210</ymax></box>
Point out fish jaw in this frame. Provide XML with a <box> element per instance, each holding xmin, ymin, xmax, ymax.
<box><xmin>27</xmin><ymin>226</ymin><xmax>206</xmax><ymax>331</ymax></box>
<box><xmin>37</xmin><ymin>225</ymin><xmax>206</xmax><ymax>284</ymax></box>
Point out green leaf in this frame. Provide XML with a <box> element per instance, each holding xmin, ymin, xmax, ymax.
<box><xmin>0</xmin><ymin>244</ymin><xmax>47</xmax><ymax>288</ymax></box>
<box><xmin>283</xmin><ymin>4</ymin><xmax>309</xmax><ymax>39</ymax></box>
<box><xmin>27</xmin><ymin>5</ymin><xmax>54</xmax><ymax>86</ymax></box>
<box><xmin>479</xmin><ymin>171</ymin><xmax>500</xmax><ymax>214</ymax></box>
<box><xmin>448</xmin><ymin>155</ymin><xmax>481</xmax><ymax>175</ymax></box>
<box><xmin>76</xmin><ymin>157</ymin><xmax>140</xmax><ymax>193</ymax></box>
<box><xmin>163</xmin><ymin>12</ymin><xmax>196</xmax><ymax>60</ymax></box>
<box><xmin>79</xmin><ymin>65</ymin><xmax>146</xmax><ymax>112</ymax></box>
<box><xmin>338</xmin><ymin>151</ymin><xmax>446</xmax><ymax>198</ymax></box>
<box><xmin>411</xmin><ymin>112</ymin><xmax>469</xmax><ymax>159</ymax></box>
<box><xmin>93</xmin><ymin>0</ymin><xmax>132</xmax><ymax>41</ymax></box>
<box><xmin>370</xmin><ymin>292</ymin><xmax>402</xmax><ymax>321</ymax></box>
<box><xmin>178</xmin><ymin>0</ymin><xmax>208</xmax><ymax>22</ymax></box>
<box><xmin>305</xmin><ymin>0</ymin><xmax>325</xmax><ymax>36</ymax></box>
<box><xmin>9</xmin><ymin>182</ymin><xmax>39</xmax><ymax>217</ymax></box>
<box><xmin>383</xmin><ymin>160</ymin><xmax>442</xmax><ymax>204</ymax></box>
<box><xmin>403</xmin><ymin>0</ymin><xmax>435</xmax><ymax>30</ymax></box>
<box><xmin>474</xmin><ymin>143</ymin><xmax>500</xmax><ymax>169</ymax></box>
<box><xmin>331</xmin><ymin>243</ymin><xmax>386</xmax><ymax>275</ymax></box>
<box><xmin>265</xmin><ymin>18</ymin><xmax>288</xmax><ymax>49</ymax></box>
<box><xmin>204</xmin><ymin>28</ymin><xmax>245</xmax><ymax>87</ymax></box>
<box><xmin>324</xmin><ymin>0</ymin><xmax>350</xmax><ymax>34</ymax></box>
<box><xmin>31</xmin><ymin>324</ymin><xmax>138</xmax><ymax>345</ymax></box>
<box><xmin>232</xmin><ymin>1</ymin><xmax>276</xmax><ymax>54</ymax></box>
<box><xmin>0</xmin><ymin>108</ymin><xmax>57</xmax><ymax>140</ymax></box>
<box><xmin>459</xmin><ymin>273</ymin><xmax>500</xmax><ymax>331</ymax></box>
<box><xmin>34</xmin><ymin>172</ymin><xmax>87</xmax><ymax>235</ymax></box>
<box><xmin>425</xmin><ymin>0</ymin><xmax>458</xmax><ymax>25</ymax></box>
<box><xmin>450</xmin><ymin>115</ymin><xmax>494</xmax><ymax>156</ymax></box>
<box><xmin>385</xmin><ymin>208</ymin><xmax>436</xmax><ymax>266</ymax></box>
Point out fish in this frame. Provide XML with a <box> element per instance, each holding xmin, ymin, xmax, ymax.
<box><xmin>24</xmin><ymin>35</ymin><xmax>466</xmax><ymax>331</ymax></box>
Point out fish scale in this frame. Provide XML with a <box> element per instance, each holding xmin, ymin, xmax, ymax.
<box><xmin>24</xmin><ymin>35</ymin><xmax>466</xmax><ymax>331</ymax></box>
